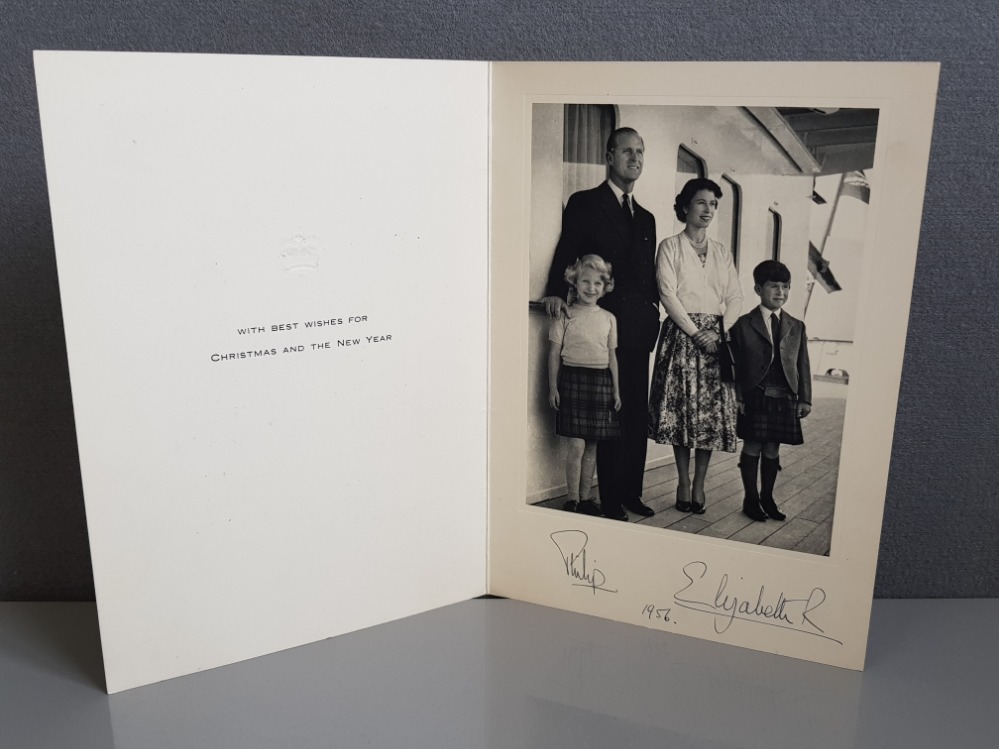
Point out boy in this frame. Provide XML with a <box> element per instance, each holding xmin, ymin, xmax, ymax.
<box><xmin>729</xmin><ymin>260</ymin><xmax>812</xmax><ymax>522</ymax></box>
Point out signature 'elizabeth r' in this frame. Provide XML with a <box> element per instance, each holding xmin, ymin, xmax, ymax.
<box><xmin>674</xmin><ymin>561</ymin><xmax>841</xmax><ymax>643</ymax></box>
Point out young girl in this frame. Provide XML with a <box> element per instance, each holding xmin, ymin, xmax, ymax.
<box><xmin>548</xmin><ymin>254</ymin><xmax>622</xmax><ymax>514</ymax></box>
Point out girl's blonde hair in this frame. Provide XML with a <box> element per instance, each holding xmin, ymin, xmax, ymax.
<box><xmin>564</xmin><ymin>254</ymin><xmax>615</xmax><ymax>300</ymax></box>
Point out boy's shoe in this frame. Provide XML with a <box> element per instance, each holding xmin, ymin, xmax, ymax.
<box><xmin>759</xmin><ymin>496</ymin><xmax>786</xmax><ymax>521</ymax></box>
<box><xmin>577</xmin><ymin>499</ymin><xmax>603</xmax><ymax>516</ymax></box>
<box><xmin>742</xmin><ymin>498</ymin><xmax>768</xmax><ymax>522</ymax></box>
<box><xmin>562</xmin><ymin>499</ymin><xmax>580</xmax><ymax>512</ymax></box>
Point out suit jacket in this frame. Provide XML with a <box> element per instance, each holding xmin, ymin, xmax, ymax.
<box><xmin>729</xmin><ymin>309</ymin><xmax>812</xmax><ymax>404</ymax></box>
<box><xmin>545</xmin><ymin>182</ymin><xmax>659</xmax><ymax>351</ymax></box>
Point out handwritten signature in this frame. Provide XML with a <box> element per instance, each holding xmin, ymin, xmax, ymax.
<box><xmin>550</xmin><ymin>530</ymin><xmax>618</xmax><ymax>594</ymax></box>
<box><xmin>673</xmin><ymin>561</ymin><xmax>841</xmax><ymax>644</ymax></box>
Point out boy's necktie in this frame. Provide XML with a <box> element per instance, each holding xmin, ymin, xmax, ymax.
<box><xmin>770</xmin><ymin>313</ymin><xmax>781</xmax><ymax>350</ymax></box>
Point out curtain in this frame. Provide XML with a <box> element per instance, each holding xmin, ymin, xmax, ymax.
<box><xmin>562</xmin><ymin>104</ymin><xmax>616</xmax><ymax>201</ymax></box>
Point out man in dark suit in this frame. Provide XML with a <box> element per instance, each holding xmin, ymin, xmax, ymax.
<box><xmin>542</xmin><ymin>127</ymin><xmax>660</xmax><ymax>520</ymax></box>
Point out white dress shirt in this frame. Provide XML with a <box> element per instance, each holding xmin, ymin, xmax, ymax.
<box><xmin>759</xmin><ymin>305</ymin><xmax>782</xmax><ymax>361</ymax></box>
<box><xmin>759</xmin><ymin>305</ymin><xmax>782</xmax><ymax>343</ymax></box>
<box><xmin>606</xmin><ymin>179</ymin><xmax>633</xmax><ymax>215</ymax></box>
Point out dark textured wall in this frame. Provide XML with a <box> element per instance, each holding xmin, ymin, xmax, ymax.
<box><xmin>1</xmin><ymin>2</ymin><xmax>996</xmax><ymax>600</ymax></box>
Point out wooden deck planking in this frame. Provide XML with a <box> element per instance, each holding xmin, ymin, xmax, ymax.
<box><xmin>793</xmin><ymin>518</ymin><xmax>837</xmax><ymax>555</ymax></box>
<box><xmin>531</xmin><ymin>396</ymin><xmax>846</xmax><ymax>557</ymax></box>
<box><xmin>759</xmin><ymin>517</ymin><xmax>823</xmax><ymax>550</ymax></box>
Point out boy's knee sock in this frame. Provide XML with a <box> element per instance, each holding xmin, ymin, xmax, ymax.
<box><xmin>738</xmin><ymin>453</ymin><xmax>760</xmax><ymax>500</ymax></box>
<box><xmin>739</xmin><ymin>453</ymin><xmax>767</xmax><ymax>521</ymax></box>
<box><xmin>760</xmin><ymin>456</ymin><xmax>781</xmax><ymax>500</ymax></box>
<box><xmin>759</xmin><ymin>457</ymin><xmax>786</xmax><ymax>521</ymax></box>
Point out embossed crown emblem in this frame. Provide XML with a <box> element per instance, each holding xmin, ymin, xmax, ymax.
<box><xmin>280</xmin><ymin>234</ymin><xmax>321</xmax><ymax>275</ymax></box>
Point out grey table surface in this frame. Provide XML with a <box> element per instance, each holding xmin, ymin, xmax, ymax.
<box><xmin>1</xmin><ymin>597</ymin><xmax>995</xmax><ymax>748</ymax></box>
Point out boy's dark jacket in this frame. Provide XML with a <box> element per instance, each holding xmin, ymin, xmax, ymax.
<box><xmin>729</xmin><ymin>309</ymin><xmax>812</xmax><ymax>405</ymax></box>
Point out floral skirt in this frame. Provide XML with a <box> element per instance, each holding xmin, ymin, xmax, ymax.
<box><xmin>648</xmin><ymin>314</ymin><xmax>738</xmax><ymax>452</ymax></box>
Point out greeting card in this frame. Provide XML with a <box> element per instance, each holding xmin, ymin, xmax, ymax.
<box><xmin>35</xmin><ymin>52</ymin><xmax>938</xmax><ymax>692</ymax></box>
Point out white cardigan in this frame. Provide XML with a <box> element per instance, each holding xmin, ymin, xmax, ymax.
<box><xmin>655</xmin><ymin>232</ymin><xmax>743</xmax><ymax>337</ymax></box>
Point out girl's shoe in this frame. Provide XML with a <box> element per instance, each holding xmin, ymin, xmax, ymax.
<box><xmin>577</xmin><ymin>498</ymin><xmax>603</xmax><ymax>516</ymax></box>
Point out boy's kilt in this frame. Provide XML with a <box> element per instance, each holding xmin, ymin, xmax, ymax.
<box><xmin>736</xmin><ymin>387</ymin><xmax>803</xmax><ymax>445</ymax></box>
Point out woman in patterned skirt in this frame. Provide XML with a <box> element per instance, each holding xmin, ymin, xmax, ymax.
<box><xmin>648</xmin><ymin>179</ymin><xmax>743</xmax><ymax>514</ymax></box>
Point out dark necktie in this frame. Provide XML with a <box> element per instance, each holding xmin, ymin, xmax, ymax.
<box><xmin>621</xmin><ymin>194</ymin><xmax>633</xmax><ymax>223</ymax></box>
<box><xmin>770</xmin><ymin>313</ymin><xmax>781</xmax><ymax>351</ymax></box>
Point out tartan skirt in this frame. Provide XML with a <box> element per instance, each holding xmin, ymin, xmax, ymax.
<box><xmin>736</xmin><ymin>387</ymin><xmax>804</xmax><ymax>445</ymax></box>
<box><xmin>648</xmin><ymin>314</ymin><xmax>738</xmax><ymax>452</ymax></box>
<box><xmin>556</xmin><ymin>365</ymin><xmax>620</xmax><ymax>440</ymax></box>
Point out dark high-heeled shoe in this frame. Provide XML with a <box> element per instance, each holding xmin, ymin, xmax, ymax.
<box><xmin>675</xmin><ymin>485</ymin><xmax>692</xmax><ymax>513</ymax></box>
<box><xmin>690</xmin><ymin>487</ymin><xmax>706</xmax><ymax>514</ymax></box>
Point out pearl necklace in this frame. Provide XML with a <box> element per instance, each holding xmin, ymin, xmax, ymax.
<box><xmin>685</xmin><ymin>232</ymin><xmax>708</xmax><ymax>251</ymax></box>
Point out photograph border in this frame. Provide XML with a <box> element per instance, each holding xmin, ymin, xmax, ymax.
<box><xmin>488</xmin><ymin>62</ymin><xmax>939</xmax><ymax>669</ymax></box>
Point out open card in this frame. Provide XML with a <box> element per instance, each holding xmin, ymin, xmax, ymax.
<box><xmin>34</xmin><ymin>53</ymin><xmax>938</xmax><ymax>692</ymax></box>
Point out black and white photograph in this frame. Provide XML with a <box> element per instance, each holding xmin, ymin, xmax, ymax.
<box><xmin>526</xmin><ymin>102</ymin><xmax>880</xmax><ymax>558</ymax></box>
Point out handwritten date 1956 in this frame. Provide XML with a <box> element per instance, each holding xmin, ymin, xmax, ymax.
<box><xmin>641</xmin><ymin>604</ymin><xmax>671</xmax><ymax>624</ymax></box>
